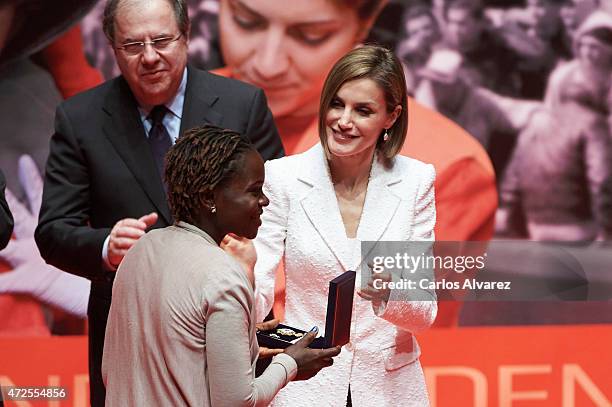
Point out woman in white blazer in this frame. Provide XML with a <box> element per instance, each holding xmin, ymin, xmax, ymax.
<box><xmin>253</xmin><ymin>46</ymin><xmax>437</xmax><ymax>406</ymax></box>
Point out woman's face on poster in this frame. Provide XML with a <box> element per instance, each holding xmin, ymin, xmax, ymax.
<box><xmin>219</xmin><ymin>0</ymin><xmax>364</xmax><ymax>119</ymax></box>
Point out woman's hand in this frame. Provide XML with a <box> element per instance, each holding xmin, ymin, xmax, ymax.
<box><xmin>221</xmin><ymin>233</ymin><xmax>257</xmax><ymax>288</ymax></box>
<box><xmin>284</xmin><ymin>327</ymin><xmax>341</xmax><ymax>381</ymax></box>
<box><xmin>357</xmin><ymin>268</ymin><xmax>392</xmax><ymax>309</ymax></box>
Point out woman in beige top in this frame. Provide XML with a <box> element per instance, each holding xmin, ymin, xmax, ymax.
<box><xmin>102</xmin><ymin>125</ymin><xmax>340</xmax><ymax>406</ymax></box>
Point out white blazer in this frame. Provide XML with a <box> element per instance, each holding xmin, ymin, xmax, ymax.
<box><xmin>254</xmin><ymin>144</ymin><xmax>437</xmax><ymax>406</ymax></box>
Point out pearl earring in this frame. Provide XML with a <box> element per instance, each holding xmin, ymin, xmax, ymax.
<box><xmin>211</xmin><ymin>205</ymin><xmax>216</xmax><ymax>213</ymax></box>
<box><xmin>383</xmin><ymin>130</ymin><xmax>389</xmax><ymax>142</ymax></box>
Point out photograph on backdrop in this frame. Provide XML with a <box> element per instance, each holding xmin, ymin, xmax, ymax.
<box><xmin>1</xmin><ymin>0</ymin><xmax>611</xmax><ymax>338</ymax></box>
<box><xmin>80</xmin><ymin>0</ymin><xmax>612</xmax><ymax>243</ymax></box>
<box><xmin>0</xmin><ymin>1</ymin><xmax>611</xmax><ymax>406</ymax></box>
<box><xmin>77</xmin><ymin>0</ymin><xmax>612</xmax><ymax>329</ymax></box>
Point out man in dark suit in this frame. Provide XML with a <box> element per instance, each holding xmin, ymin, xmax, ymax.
<box><xmin>0</xmin><ymin>171</ymin><xmax>13</xmax><ymax>250</ymax></box>
<box><xmin>35</xmin><ymin>0</ymin><xmax>283</xmax><ymax>405</ymax></box>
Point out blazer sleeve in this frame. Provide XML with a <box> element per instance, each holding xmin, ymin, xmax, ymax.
<box><xmin>244</xmin><ymin>88</ymin><xmax>285</xmax><ymax>161</ymax></box>
<box><xmin>0</xmin><ymin>171</ymin><xmax>14</xmax><ymax>250</ymax></box>
<box><xmin>206</xmin><ymin>259</ymin><xmax>296</xmax><ymax>407</ymax></box>
<box><xmin>376</xmin><ymin>164</ymin><xmax>438</xmax><ymax>334</ymax></box>
<box><xmin>253</xmin><ymin>160</ymin><xmax>290</xmax><ymax>322</ymax></box>
<box><xmin>35</xmin><ymin>104</ymin><xmax>110</xmax><ymax>280</ymax></box>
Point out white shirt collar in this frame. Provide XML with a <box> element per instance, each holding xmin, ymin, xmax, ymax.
<box><xmin>138</xmin><ymin>67</ymin><xmax>188</xmax><ymax>120</ymax></box>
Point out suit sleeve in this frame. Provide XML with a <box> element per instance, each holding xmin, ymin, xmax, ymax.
<box><xmin>244</xmin><ymin>88</ymin><xmax>285</xmax><ymax>161</ymax></box>
<box><xmin>376</xmin><ymin>164</ymin><xmax>438</xmax><ymax>334</ymax></box>
<box><xmin>0</xmin><ymin>171</ymin><xmax>14</xmax><ymax>250</ymax></box>
<box><xmin>253</xmin><ymin>160</ymin><xmax>289</xmax><ymax>322</ymax></box>
<box><xmin>35</xmin><ymin>104</ymin><xmax>110</xmax><ymax>280</ymax></box>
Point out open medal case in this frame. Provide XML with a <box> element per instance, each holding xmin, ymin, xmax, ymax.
<box><xmin>256</xmin><ymin>270</ymin><xmax>356</xmax><ymax>349</ymax></box>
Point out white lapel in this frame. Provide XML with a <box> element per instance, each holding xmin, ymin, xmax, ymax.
<box><xmin>297</xmin><ymin>145</ymin><xmax>353</xmax><ymax>272</ymax></box>
<box><xmin>356</xmin><ymin>155</ymin><xmax>402</xmax><ymax>243</ymax></box>
<box><xmin>295</xmin><ymin>145</ymin><xmax>404</xmax><ymax>272</ymax></box>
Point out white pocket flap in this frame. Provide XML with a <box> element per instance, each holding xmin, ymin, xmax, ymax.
<box><xmin>381</xmin><ymin>333</ymin><xmax>421</xmax><ymax>371</ymax></box>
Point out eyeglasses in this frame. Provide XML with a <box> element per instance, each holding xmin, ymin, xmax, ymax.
<box><xmin>115</xmin><ymin>34</ymin><xmax>182</xmax><ymax>55</ymax></box>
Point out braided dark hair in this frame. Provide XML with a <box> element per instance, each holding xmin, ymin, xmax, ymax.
<box><xmin>165</xmin><ymin>125</ymin><xmax>253</xmax><ymax>223</ymax></box>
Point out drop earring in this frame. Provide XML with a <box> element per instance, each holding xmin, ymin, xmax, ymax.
<box><xmin>211</xmin><ymin>205</ymin><xmax>216</xmax><ymax>213</ymax></box>
<box><xmin>383</xmin><ymin>129</ymin><xmax>389</xmax><ymax>142</ymax></box>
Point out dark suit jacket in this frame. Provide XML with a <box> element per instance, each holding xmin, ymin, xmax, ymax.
<box><xmin>0</xmin><ymin>171</ymin><xmax>14</xmax><ymax>250</ymax></box>
<box><xmin>36</xmin><ymin>66</ymin><xmax>283</xmax><ymax>284</ymax></box>
<box><xmin>34</xmin><ymin>66</ymin><xmax>284</xmax><ymax>406</ymax></box>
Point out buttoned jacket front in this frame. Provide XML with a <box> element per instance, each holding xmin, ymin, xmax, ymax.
<box><xmin>254</xmin><ymin>144</ymin><xmax>437</xmax><ymax>406</ymax></box>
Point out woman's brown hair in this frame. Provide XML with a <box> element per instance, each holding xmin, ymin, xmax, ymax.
<box><xmin>318</xmin><ymin>44</ymin><xmax>408</xmax><ymax>161</ymax></box>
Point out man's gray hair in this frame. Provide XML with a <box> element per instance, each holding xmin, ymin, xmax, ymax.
<box><xmin>102</xmin><ymin>0</ymin><xmax>189</xmax><ymax>43</ymax></box>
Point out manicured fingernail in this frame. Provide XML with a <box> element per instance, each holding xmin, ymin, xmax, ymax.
<box><xmin>310</xmin><ymin>326</ymin><xmax>318</xmax><ymax>334</ymax></box>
